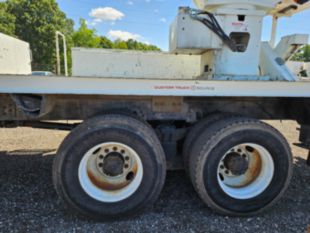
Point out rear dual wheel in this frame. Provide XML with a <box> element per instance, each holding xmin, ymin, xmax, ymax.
<box><xmin>183</xmin><ymin>112</ymin><xmax>235</xmax><ymax>174</ymax></box>
<box><xmin>53</xmin><ymin>114</ymin><xmax>166</xmax><ymax>219</ymax></box>
<box><xmin>187</xmin><ymin>117</ymin><xmax>293</xmax><ymax>216</ymax></box>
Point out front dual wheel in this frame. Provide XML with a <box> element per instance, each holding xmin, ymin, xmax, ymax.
<box><xmin>78</xmin><ymin>142</ymin><xmax>144</xmax><ymax>203</ymax></box>
<box><xmin>53</xmin><ymin>114</ymin><xmax>166</xmax><ymax>219</ymax></box>
<box><xmin>187</xmin><ymin>117</ymin><xmax>293</xmax><ymax>216</ymax></box>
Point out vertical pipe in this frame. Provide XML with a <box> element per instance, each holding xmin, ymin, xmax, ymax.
<box><xmin>55</xmin><ymin>31</ymin><xmax>68</xmax><ymax>76</ymax></box>
<box><xmin>62</xmin><ymin>35</ymin><xmax>68</xmax><ymax>77</ymax></box>
<box><xmin>270</xmin><ymin>16</ymin><xmax>278</xmax><ymax>48</ymax></box>
<box><xmin>55</xmin><ymin>32</ymin><xmax>61</xmax><ymax>75</ymax></box>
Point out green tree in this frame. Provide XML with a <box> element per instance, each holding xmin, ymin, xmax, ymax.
<box><xmin>125</xmin><ymin>39</ymin><xmax>160</xmax><ymax>51</ymax></box>
<box><xmin>291</xmin><ymin>45</ymin><xmax>310</xmax><ymax>62</ymax></box>
<box><xmin>0</xmin><ymin>3</ymin><xmax>15</xmax><ymax>36</ymax></box>
<box><xmin>1</xmin><ymin>0</ymin><xmax>74</xmax><ymax>72</ymax></box>
<box><xmin>72</xmin><ymin>19</ymin><xmax>101</xmax><ymax>48</ymax></box>
<box><xmin>304</xmin><ymin>45</ymin><xmax>310</xmax><ymax>62</ymax></box>
<box><xmin>113</xmin><ymin>40</ymin><xmax>128</xmax><ymax>49</ymax></box>
<box><xmin>99</xmin><ymin>36</ymin><xmax>113</xmax><ymax>49</ymax></box>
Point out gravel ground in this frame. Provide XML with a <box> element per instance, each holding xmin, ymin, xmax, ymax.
<box><xmin>0</xmin><ymin>121</ymin><xmax>309</xmax><ymax>233</ymax></box>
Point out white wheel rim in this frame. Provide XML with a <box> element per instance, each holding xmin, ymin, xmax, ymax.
<box><xmin>78</xmin><ymin>142</ymin><xmax>143</xmax><ymax>203</ymax></box>
<box><xmin>217</xmin><ymin>143</ymin><xmax>274</xmax><ymax>200</ymax></box>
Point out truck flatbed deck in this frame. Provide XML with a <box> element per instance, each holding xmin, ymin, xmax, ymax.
<box><xmin>1</xmin><ymin>75</ymin><xmax>310</xmax><ymax>97</ymax></box>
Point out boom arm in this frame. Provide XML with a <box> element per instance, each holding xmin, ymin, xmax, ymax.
<box><xmin>269</xmin><ymin>0</ymin><xmax>310</xmax><ymax>17</ymax></box>
<box><xmin>193</xmin><ymin>0</ymin><xmax>310</xmax><ymax>17</ymax></box>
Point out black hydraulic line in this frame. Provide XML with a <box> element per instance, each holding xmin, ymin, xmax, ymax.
<box><xmin>189</xmin><ymin>9</ymin><xmax>237</xmax><ymax>52</ymax></box>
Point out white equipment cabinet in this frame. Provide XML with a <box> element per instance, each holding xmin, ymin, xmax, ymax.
<box><xmin>0</xmin><ymin>33</ymin><xmax>31</xmax><ymax>75</ymax></box>
<box><xmin>169</xmin><ymin>7</ymin><xmax>222</xmax><ymax>54</ymax></box>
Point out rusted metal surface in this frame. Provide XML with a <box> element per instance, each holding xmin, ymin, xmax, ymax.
<box><xmin>0</xmin><ymin>95</ymin><xmax>16</xmax><ymax>117</ymax></box>
<box><xmin>152</xmin><ymin>96</ymin><xmax>183</xmax><ymax>113</ymax></box>
<box><xmin>219</xmin><ymin>145</ymin><xmax>263</xmax><ymax>188</ymax></box>
<box><xmin>239</xmin><ymin>149</ymin><xmax>262</xmax><ymax>187</ymax></box>
<box><xmin>86</xmin><ymin>145</ymin><xmax>139</xmax><ymax>192</ymax></box>
<box><xmin>87</xmin><ymin>169</ymin><xmax>133</xmax><ymax>191</ymax></box>
<box><xmin>0</xmin><ymin>93</ymin><xmax>309</xmax><ymax>123</ymax></box>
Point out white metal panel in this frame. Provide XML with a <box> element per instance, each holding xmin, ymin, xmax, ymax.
<box><xmin>192</xmin><ymin>0</ymin><xmax>278</xmax><ymax>11</ymax></box>
<box><xmin>0</xmin><ymin>33</ymin><xmax>31</xmax><ymax>75</ymax></box>
<box><xmin>260</xmin><ymin>42</ymin><xmax>296</xmax><ymax>81</ymax></box>
<box><xmin>192</xmin><ymin>0</ymin><xmax>310</xmax><ymax>17</ymax></box>
<box><xmin>274</xmin><ymin>34</ymin><xmax>309</xmax><ymax>61</ymax></box>
<box><xmin>169</xmin><ymin>7</ymin><xmax>222</xmax><ymax>54</ymax></box>
<box><xmin>306</xmin><ymin>63</ymin><xmax>310</xmax><ymax>76</ymax></box>
<box><xmin>286</xmin><ymin>61</ymin><xmax>304</xmax><ymax>76</ymax></box>
<box><xmin>1</xmin><ymin>75</ymin><xmax>310</xmax><ymax>97</ymax></box>
<box><xmin>72</xmin><ymin>48</ymin><xmax>202</xmax><ymax>79</ymax></box>
<box><xmin>213</xmin><ymin>13</ymin><xmax>263</xmax><ymax>76</ymax></box>
<box><xmin>287</xmin><ymin>61</ymin><xmax>310</xmax><ymax>77</ymax></box>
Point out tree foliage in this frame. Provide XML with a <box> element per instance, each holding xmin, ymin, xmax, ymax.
<box><xmin>0</xmin><ymin>3</ymin><xmax>15</xmax><ymax>36</ymax></box>
<box><xmin>291</xmin><ymin>45</ymin><xmax>310</xmax><ymax>62</ymax></box>
<box><xmin>1</xmin><ymin>0</ymin><xmax>74</xmax><ymax>71</ymax></box>
<box><xmin>0</xmin><ymin>1</ymin><xmax>160</xmax><ymax>73</ymax></box>
<box><xmin>124</xmin><ymin>39</ymin><xmax>160</xmax><ymax>51</ymax></box>
<box><xmin>99</xmin><ymin>36</ymin><xmax>114</xmax><ymax>49</ymax></box>
<box><xmin>72</xmin><ymin>19</ymin><xmax>160</xmax><ymax>51</ymax></box>
<box><xmin>72</xmin><ymin>19</ymin><xmax>101</xmax><ymax>48</ymax></box>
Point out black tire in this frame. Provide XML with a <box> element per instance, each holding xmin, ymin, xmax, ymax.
<box><xmin>53</xmin><ymin>114</ymin><xmax>166</xmax><ymax>220</ymax></box>
<box><xmin>183</xmin><ymin>112</ymin><xmax>234</xmax><ymax>174</ymax></box>
<box><xmin>189</xmin><ymin>117</ymin><xmax>293</xmax><ymax>216</ymax></box>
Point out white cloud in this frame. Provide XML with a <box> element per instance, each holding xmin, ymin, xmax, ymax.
<box><xmin>89</xmin><ymin>7</ymin><xmax>124</xmax><ymax>23</ymax></box>
<box><xmin>160</xmin><ymin>17</ymin><xmax>167</xmax><ymax>23</ymax></box>
<box><xmin>108</xmin><ymin>30</ymin><xmax>141</xmax><ymax>41</ymax></box>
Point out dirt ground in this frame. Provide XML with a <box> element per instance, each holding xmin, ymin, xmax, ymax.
<box><xmin>0</xmin><ymin>121</ymin><xmax>309</xmax><ymax>233</ymax></box>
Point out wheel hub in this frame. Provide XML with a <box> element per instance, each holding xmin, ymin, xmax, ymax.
<box><xmin>79</xmin><ymin>142</ymin><xmax>144</xmax><ymax>203</ymax></box>
<box><xmin>102</xmin><ymin>152</ymin><xmax>125</xmax><ymax>177</ymax></box>
<box><xmin>223</xmin><ymin>152</ymin><xmax>249</xmax><ymax>176</ymax></box>
<box><xmin>217</xmin><ymin>143</ymin><xmax>275</xmax><ymax>199</ymax></box>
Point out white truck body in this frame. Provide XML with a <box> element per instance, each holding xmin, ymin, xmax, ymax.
<box><xmin>287</xmin><ymin>61</ymin><xmax>310</xmax><ymax>77</ymax></box>
<box><xmin>72</xmin><ymin>48</ymin><xmax>203</xmax><ymax>80</ymax></box>
<box><xmin>0</xmin><ymin>33</ymin><xmax>31</xmax><ymax>75</ymax></box>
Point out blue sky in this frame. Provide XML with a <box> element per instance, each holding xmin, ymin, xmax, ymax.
<box><xmin>56</xmin><ymin>0</ymin><xmax>310</xmax><ymax>51</ymax></box>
